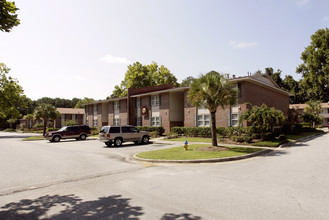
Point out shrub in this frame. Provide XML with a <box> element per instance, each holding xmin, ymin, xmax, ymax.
<box><xmin>264</xmin><ymin>132</ymin><xmax>275</xmax><ymax>141</ymax></box>
<box><xmin>64</xmin><ymin>120</ymin><xmax>78</xmax><ymax>126</ymax></box>
<box><xmin>33</xmin><ymin>122</ymin><xmax>43</xmax><ymax>128</ymax></box>
<box><xmin>251</xmin><ymin>133</ymin><xmax>261</xmax><ymax>139</ymax></box>
<box><xmin>278</xmin><ymin>134</ymin><xmax>287</xmax><ymax>140</ymax></box>
<box><xmin>171</xmin><ymin>127</ymin><xmax>185</xmax><ymax>135</ymax></box>
<box><xmin>47</xmin><ymin>127</ymin><xmax>59</xmax><ymax>132</ymax></box>
<box><xmin>90</xmin><ymin>127</ymin><xmax>99</xmax><ymax>135</ymax></box>
<box><xmin>137</xmin><ymin>126</ymin><xmax>165</xmax><ymax>135</ymax></box>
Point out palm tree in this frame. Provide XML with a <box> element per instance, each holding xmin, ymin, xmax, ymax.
<box><xmin>25</xmin><ymin>114</ymin><xmax>34</xmax><ymax>130</ymax></box>
<box><xmin>7</xmin><ymin>118</ymin><xmax>17</xmax><ymax>129</ymax></box>
<box><xmin>34</xmin><ymin>104</ymin><xmax>60</xmax><ymax>136</ymax></box>
<box><xmin>188</xmin><ymin>71</ymin><xmax>237</xmax><ymax>147</ymax></box>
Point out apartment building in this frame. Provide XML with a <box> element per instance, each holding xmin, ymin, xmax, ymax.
<box><xmin>84</xmin><ymin>74</ymin><xmax>291</xmax><ymax>133</ymax></box>
<box><xmin>289</xmin><ymin>103</ymin><xmax>329</xmax><ymax>126</ymax></box>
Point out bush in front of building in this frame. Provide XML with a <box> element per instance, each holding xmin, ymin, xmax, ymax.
<box><xmin>136</xmin><ymin>126</ymin><xmax>165</xmax><ymax>136</ymax></box>
<box><xmin>171</xmin><ymin>126</ymin><xmax>253</xmax><ymax>138</ymax></box>
<box><xmin>63</xmin><ymin>120</ymin><xmax>78</xmax><ymax>126</ymax></box>
<box><xmin>90</xmin><ymin>127</ymin><xmax>99</xmax><ymax>135</ymax></box>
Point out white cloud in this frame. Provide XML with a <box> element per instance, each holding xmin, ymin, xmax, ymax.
<box><xmin>228</xmin><ymin>41</ymin><xmax>257</xmax><ymax>49</ymax></box>
<box><xmin>74</xmin><ymin>75</ymin><xmax>87</xmax><ymax>81</ymax></box>
<box><xmin>296</xmin><ymin>0</ymin><xmax>310</xmax><ymax>6</ymax></box>
<box><xmin>100</xmin><ymin>55</ymin><xmax>131</xmax><ymax>65</ymax></box>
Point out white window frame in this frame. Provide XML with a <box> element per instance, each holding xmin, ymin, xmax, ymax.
<box><xmin>137</xmin><ymin>116</ymin><xmax>142</xmax><ymax>126</ymax></box>
<box><xmin>231</xmin><ymin>113</ymin><xmax>239</xmax><ymax>127</ymax></box>
<box><xmin>151</xmin><ymin>95</ymin><xmax>159</xmax><ymax>106</ymax></box>
<box><xmin>114</xmin><ymin>101</ymin><xmax>120</xmax><ymax>111</ymax></box>
<box><xmin>93</xmin><ymin>105</ymin><xmax>97</xmax><ymax>116</ymax></box>
<box><xmin>114</xmin><ymin>118</ymin><xmax>120</xmax><ymax>126</ymax></box>
<box><xmin>93</xmin><ymin>119</ymin><xmax>98</xmax><ymax>127</ymax></box>
<box><xmin>151</xmin><ymin>116</ymin><xmax>160</xmax><ymax>126</ymax></box>
<box><xmin>197</xmin><ymin>114</ymin><xmax>210</xmax><ymax>127</ymax></box>
<box><xmin>136</xmin><ymin>98</ymin><xmax>141</xmax><ymax>108</ymax></box>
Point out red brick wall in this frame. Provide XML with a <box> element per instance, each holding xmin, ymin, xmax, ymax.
<box><xmin>97</xmin><ymin>103</ymin><xmax>102</xmax><ymax>128</ymax></box>
<box><xmin>184</xmin><ymin>90</ymin><xmax>196</xmax><ymax>127</ymax></box>
<box><xmin>160</xmin><ymin>93</ymin><xmax>170</xmax><ymax>133</ymax></box>
<box><xmin>108</xmin><ymin>102</ymin><xmax>114</xmax><ymax>125</ymax></box>
<box><xmin>87</xmin><ymin>105</ymin><xmax>93</xmax><ymax>127</ymax></box>
<box><xmin>215</xmin><ymin>106</ymin><xmax>231</xmax><ymax>127</ymax></box>
<box><xmin>128</xmin><ymin>84</ymin><xmax>175</xmax><ymax>96</ymax></box>
<box><xmin>238</xmin><ymin>81</ymin><xmax>289</xmax><ymax>115</ymax></box>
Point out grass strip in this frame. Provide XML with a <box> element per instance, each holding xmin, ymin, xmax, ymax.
<box><xmin>136</xmin><ymin>144</ymin><xmax>263</xmax><ymax>160</ymax></box>
<box><xmin>163</xmin><ymin>137</ymin><xmax>212</xmax><ymax>143</ymax></box>
<box><xmin>22</xmin><ymin>136</ymin><xmax>44</xmax><ymax>141</ymax></box>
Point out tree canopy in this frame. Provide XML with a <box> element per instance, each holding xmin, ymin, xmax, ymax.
<box><xmin>240</xmin><ymin>103</ymin><xmax>286</xmax><ymax>140</ymax></box>
<box><xmin>110</xmin><ymin>61</ymin><xmax>178</xmax><ymax>98</ymax></box>
<box><xmin>34</xmin><ymin>104</ymin><xmax>60</xmax><ymax>135</ymax></box>
<box><xmin>0</xmin><ymin>0</ymin><xmax>20</xmax><ymax>32</ymax></box>
<box><xmin>180</xmin><ymin>76</ymin><xmax>196</xmax><ymax>87</ymax></box>
<box><xmin>75</xmin><ymin>97</ymin><xmax>95</xmax><ymax>108</ymax></box>
<box><xmin>188</xmin><ymin>71</ymin><xmax>237</xmax><ymax>146</ymax></box>
<box><xmin>297</xmin><ymin>28</ymin><xmax>329</xmax><ymax>102</ymax></box>
<box><xmin>0</xmin><ymin>63</ymin><xmax>25</xmax><ymax>119</ymax></box>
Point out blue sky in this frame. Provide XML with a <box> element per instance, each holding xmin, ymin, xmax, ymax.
<box><xmin>0</xmin><ymin>0</ymin><xmax>328</xmax><ymax>100</ymax></box>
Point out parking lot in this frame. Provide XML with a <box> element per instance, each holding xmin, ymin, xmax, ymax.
<box><xmin>0</xmin><ymin>132</ymin><xmax>178</xmax><ymax>196</ymax></box>
<box><xmin>1</xmin><ymin>132</ymin><xmax>329</xmax><ymax>219</ymax></box>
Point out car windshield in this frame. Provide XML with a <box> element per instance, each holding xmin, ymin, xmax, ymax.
<box><xmin>58</xmin><ymin>126</ymin><xmax>67</xmax><ymax>132</ymax></box>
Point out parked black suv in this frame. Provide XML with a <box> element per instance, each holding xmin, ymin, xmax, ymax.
<box><xmin>44</xmin><ymin>125</ymin><xmax>91</xmax><ymax>142</ymax></box>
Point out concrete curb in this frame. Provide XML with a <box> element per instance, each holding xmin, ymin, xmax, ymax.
<box><xmin>132</xmin><ymin>149</ymin><xmax>273</xmax><ymax>164</ymax></box>
<box><xmin>133</xmin><ymin>131</ymin><xmax>327</xmax><ymax>164</ymax></box>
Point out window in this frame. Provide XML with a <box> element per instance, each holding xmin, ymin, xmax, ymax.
<box><xmin>93</xmin><ymin>119</ymin><xmax>98</xmax><ymax>127</ymax></box>
<box><xmin>122</xmin><ymin>126</ymin><xmax>130</xmax><ymax>133</ymax></box>
<box><xmin>137</xmin><ymin>116</ymin><xmax>142</xmax><ymax>126</ymax></box>
<box><xmin>231</xmin><ymin>113</ymin><xmax>239</xmax><ymax>127</ymax></box>
<box><xmin>238</xmin><ymin>83</ymin><xmax>242</xmax><ymax>98</ymax></box>
<box><xmin>114</xmin><ymin>101</ymin><xmax>120</xmax><ymax>110</ymax></box>
<box><xmin>197</xmin><ymin>114</ymin><xmax>210</xmax><ymax>127</ymax></box>
<box><xmin>151</xmin><ymin>116</ymin><xmax>160</xmax><ymax>126</ymax></box>
<box><xmin>113</xmin><ymin>118</ymin><xmax>120</xmax><ymax>126</ymax></box>
<box><xmin>136</xmin><ymin>98</ymin><xmax>141</xmax><ymax>108</ymax></box>
<box><xmin>93</xmin><ymin>105</ymin><xmax>97</xmax><ymax>116</ymax></box>
<box><xmin>109</xmin><ymin>127</ymin><xmax>120</xmax><ymax>133</ymax></box>
<box><xmin>151</xmin><ymin>95</ymin><xmax>159</xmax><ymax>106</ymax></box>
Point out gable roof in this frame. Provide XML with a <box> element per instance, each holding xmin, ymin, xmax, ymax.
<box><xmin>56</xmin><ymin>108</ymin><xmax>85</xmax><ymax>114</ymax></box>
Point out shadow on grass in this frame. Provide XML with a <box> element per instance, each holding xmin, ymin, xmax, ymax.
<box><xmin>0</xmin><ymin>194</ymin><xmax>144</xmax><ymax>220</ymax></box>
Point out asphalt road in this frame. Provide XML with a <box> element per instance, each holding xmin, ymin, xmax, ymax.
<box><xmin>0</xmin><ymin>132</ymin><xmax>328</xmax><ymax>219</ymax></box>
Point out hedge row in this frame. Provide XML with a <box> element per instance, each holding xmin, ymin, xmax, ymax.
<box><xmin>171</xmin><ymin>126</ymin><xmax>252</xmax><ymax>138</ymax></box>
<box><xmin>137</xmin><ymin>126</ymin><xmax>165</xmax><ymax>135</ymax></box>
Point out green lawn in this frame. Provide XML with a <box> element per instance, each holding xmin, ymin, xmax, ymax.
<box><xmin>22</xmin><ymin>136</ymin><xmax>44</xmax><ymax>141</ymax></box>
<box><xmin>285</xmin><ymin>132</ymin><xmax>321</xmax><ymax>142</ymax></box>
<box><xmin>136</xmin><ymin>144</ymin><xmax>263</xmax><ymax>160</ymax></box>
<box><xmin>164</xmin><ymin>137</ymin><xmax>212</xmax><ymax>143</ymax></box>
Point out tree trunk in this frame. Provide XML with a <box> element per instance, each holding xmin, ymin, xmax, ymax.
<box><xmin>43</xmin><ymin>120</ymin><xmax>47</xmax><ymax>136</ymax></box>
<box><xmin>210</xmin><ymin>111</ymin><xmax>217</xmax><ymax>147</ymax></box>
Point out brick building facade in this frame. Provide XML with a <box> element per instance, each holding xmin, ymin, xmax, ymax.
<box><xmin>84</xmin><ymin>74</ymin><xmax>291</xmax><ymax>133</ymax></box>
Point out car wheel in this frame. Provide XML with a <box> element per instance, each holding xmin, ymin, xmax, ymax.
<box><xmin>114</xmin><ymin>138</ymin><xmax>122</xmax><ymax>147</ymax></box>
<box><xmin>53</xmin><ymin>136</ymin><xmax>61</xmax><ymax>142</ymax></box>
<box><xmin>80</xmin><ymin>134</ymin><xmax>87</xmax><ymax>140</ymax></box>
<box><xmin>142</xmin><ymin>136</ymin><xmax>149</xmax><ymax>144</ymax></box>
<box><xmin>133</xmin><ymin>141</ymin><xmax>139</xmax><ymax>145</ymax></box>
<box><xmin>105</xmin><ymin>141</ymin><xmax>112</xmax><ymax>147</ymax></box>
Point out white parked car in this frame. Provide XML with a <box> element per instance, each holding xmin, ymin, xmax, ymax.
<box><xmin>99</xmin><ymin>125</ymin><xmax>150</xmax><ymax>147</ymax></box>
